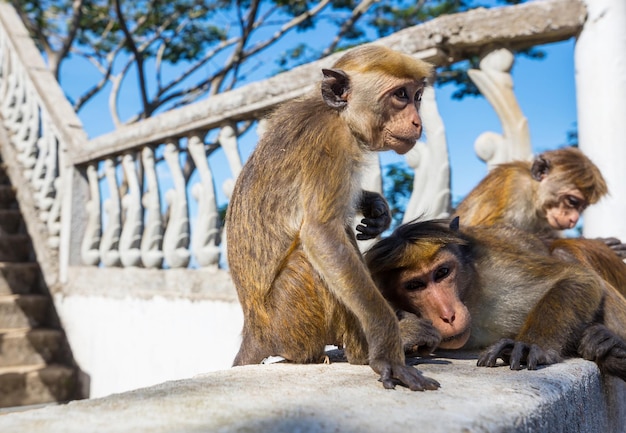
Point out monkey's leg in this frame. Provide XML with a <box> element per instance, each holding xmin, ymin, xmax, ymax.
<box><xmin>263</xmin><ymin>249</ymin><xmax>332</xmax><ymax>364</ymax></box>
<box><xmin>579</xmin><ymin>324</ymin><xmax>626</xmax><ymax>381</ymax></box>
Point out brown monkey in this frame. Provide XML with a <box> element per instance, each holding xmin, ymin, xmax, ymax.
<box><xmin>365</xmin><ymin>219</ymin><xmax>626</xmax><ymax>380</ymax></box>
<box><xmin>454</xmin><ymin>147</ymin><xmax>607</xmax><ymax>238</ymax></box>
<box><xmin>226</xmin><ymin>45</ymin><xmax>439</xmax><ymax>391</ymax></box>
<box><xmin>453</xmin><ymin>146</ymin><xmax>626</xmax><ymax>291</ymax></box>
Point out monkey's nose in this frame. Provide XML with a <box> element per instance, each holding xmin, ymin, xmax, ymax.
<box><xmin>441</xmin><ymin>312</ymin><xmax>456</xmax><ymax>324</ymax></box>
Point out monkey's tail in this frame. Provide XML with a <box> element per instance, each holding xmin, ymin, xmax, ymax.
<box><xmin>578</xmin><ymin>323</ymin><xmax>626</xmax><ymax>382</ymax></box>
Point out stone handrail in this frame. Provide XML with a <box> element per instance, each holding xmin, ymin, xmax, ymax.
<box><xmin>0</xmin><ymin>0</ymin><xmax>586</xmax><ymax>277</ymax></box>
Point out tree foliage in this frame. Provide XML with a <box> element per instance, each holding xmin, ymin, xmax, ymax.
<box><xmin>11</xmin><ymin>0</ymin><xmax>527</xmax><ymax>127</ymax></box>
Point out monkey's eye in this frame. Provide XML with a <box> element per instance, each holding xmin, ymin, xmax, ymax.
<box><xmin>415</xmin><ymin>89</ymin><xmax>423</xmax><ymax>103</ymax></box>
<box><xmin>404</xmin><ymin>279</ymin><xmax>427</xmax><ymax>292</ymax></box>
<box><xmin>564</xmin><ymin>195</ymin><xmax>586</xmax><ymax>211</ymax></box>
<box><xmin>394</xmin><ymin>88</ymin><xmax>409</xmax><ymax>101</ymax></box>
<box><xmin>434</xmin><ymin>267</ymin><xmax>450</xmax><ymax>282</ymax></box>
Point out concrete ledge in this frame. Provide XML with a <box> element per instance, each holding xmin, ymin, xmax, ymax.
<box><xmin>0</xmin><ymin>354</ymin><xmax>624</xmax><ymax>432</ymax></box>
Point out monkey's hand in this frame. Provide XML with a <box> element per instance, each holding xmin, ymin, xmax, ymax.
<box><xmin>477</xmin><ymin>338</ymin><xmax>561</xmax><ymax>371</ymax></box>
<box><xmin>356</xmin><ymin>190</ymin><xmax>391</xmax><ymax>240</ymax></box>
<box><xmin>597</xmin><ymin>237</ymin><xmax>626</xmax><ymax>259</ymax></box>
<box><xmin>578</xmin><ymin>323</ymin><xmax>626</xmax><ymax>381</ymax></box>
<box><xmin>397</xmin><ymin>310</ymin><xmax>442</xmax><ymax>356</ymax></box>
<box><xmin>370</xmin><ymin>358</ymin><xmax>440</xmax><ymax>392</ymax></box>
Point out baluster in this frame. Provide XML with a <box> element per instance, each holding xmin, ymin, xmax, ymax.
<box><xmin>99</xmin><ymin>158</ymin><xmax>122</xmax><ymax>267</ymax></box>
<box><xmin>46</xmin><ymin>176</ymin><xmax>62</xmax><ymax>248</ymax></box>
<box><xmin>403</xmin><ymin>86</ymin><xmax>451</xmax><ymax>222</ymax></box>
<box><xmin>219</xmin><ymin>123</ymin><xmax>243</xmax><ymax>200</ymax></box>
<box><xmin>14</xmin><ymin>85</ymin><xmax>39</xmax><ymax>169</ymax></box>
<box><xmin>188</xmin><ymin>132</ymin><xmax>221</xmax><ymax>268</ymax></box>
<box><xmin>81</xmin><ymin>163</ymin><xmax>102</xmax><ymax>266</ymax></box>
<box><xmin>140</xmin><ymin>146</ymin><xmax>164</xmax><ymax>268</ymax></box>
<box><xmin>162</xmin><ymin>140</ymin><xmax>190</xmax><ymax>268</ymax></box>
<box><xmin>34</xmin><ymin>118</ymin><xmax>58</xmax><ymax>218</ymax></box>
<box><xmin>468</xmin><ymin>48</ymin><xmax>532</xmax><ymax>168</ymax></box>
<box><xmin>119</xmin><ymin>153</ymin><xmax>143</xmax><ymax>267</ymax></box>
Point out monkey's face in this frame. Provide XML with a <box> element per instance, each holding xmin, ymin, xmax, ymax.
<box><xmin>378</xmin><ymin>81</ymin><xmax>425</xmax><ymax>155</ymax></box>
<box><xmin>345</xmin><ymin>76</ymin><xmax>426</xmax><ymax>155</ymax></box>
<box><xmin>385</xmin><ymin>249</ymin><xmax>472</xmax><ymax>350</ymax></box>
<box><xmin>544</xmin><ymin>188</ymin><xmax>587</xmax><ymax>230</ymax></box>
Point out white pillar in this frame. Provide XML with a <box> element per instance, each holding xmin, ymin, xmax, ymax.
<box><xmin>575</xmin><ymin>0</ymin><xmax>626</xmax><ymax>239</ymax></box>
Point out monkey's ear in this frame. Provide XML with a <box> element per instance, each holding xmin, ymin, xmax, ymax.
<box><xmin>531</xmin><ymin>155</ymin><xmax>551</xmax><ymax>181</ymax></box>
<box><xmin>321</xmin><ymin>68</ymin><xmax>350</xmax><ymax>109</ymax></box>
<box><xmin>450</xmin><ymin>216</ymin><xmax>460</xmax><ymax>231</ymax></box>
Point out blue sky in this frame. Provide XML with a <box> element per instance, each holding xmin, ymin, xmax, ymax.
<box><xmin>60</xmin><ymin>33</ymin><xmax>577</xmax><ymax>208</ymax></box>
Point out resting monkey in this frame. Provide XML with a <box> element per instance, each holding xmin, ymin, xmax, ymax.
<box><xmin>454</xmin><ymin>147</ymin><xmax>606</xmax><ymax>236</ymax></box>
<box><xmin>227</xmin><ymin>45</ymin><xmax>439</xmax><ymax>391</ymax></box>
<box><xmin>454</xmin><ymin>146</ymin><xmax>626</xmax><ymax>291</ymax></box>
<box><xmin>365</xmin><ymin>219</ymin><xmax>626</xmax><ymax>380</ymax></box>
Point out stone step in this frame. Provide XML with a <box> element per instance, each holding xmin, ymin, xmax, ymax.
<box><xmin>0</xmin><ymin>235</ymin><xmax>31</xmax><ymax>262</ymax></box>
<box><xmin>0</xmin><ymin>185</ymin><xmax>16</xmax><ymax>209</ymax></box>
<box><xmin>0</xmin><ymin>364</ymin><xmax>77</xmax><ymax>408</ymax></box>
<box><xmin>0</xmin><ymin>262</ymin><xmax>41</xmax><ymax>295</ymax></box>
<box><xmin>0</xmin><ymin>329</ymin><xmax>65</xmax><ymax>368</ymax></box>
<box><xmin>0</xmin><ymin>209</ymin><xmax>22</xmax><ymax>235</ymax></box>
<box><xmin>0</xmin><ymin>295</ymin><xmax>49</xmax><ymax>329</ymax></box>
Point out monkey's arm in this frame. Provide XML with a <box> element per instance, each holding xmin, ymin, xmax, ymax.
<box><xmin>397</xmin><ymin>310</ymin><xmax>441</xmax><ymax>356</ymax></box>
<box><xmin>356</xmin><ymin>190</ymin><xmax>391</xmax><ymax>240</ymax></box>
<box><xmin>478</xmin><ymin>273</ymin><xmax>603</xmax><ymax>371</ymax></box>
<box><xmin>300</xmin><ymin>220</ymin><xmax>439</xmax><ymax>391</ymax></box>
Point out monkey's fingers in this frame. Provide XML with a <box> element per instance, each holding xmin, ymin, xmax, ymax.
<box><xmin>526</xmin><ymin>345</ymin><xmax>561</xmax><ymax>370</ymax></box>
<box><xmin>477</xmin><ymin>338</ymin><xmax>515</xmax><ymax>367</ymax></box>
<box><xmin>377</xmin><ymin>363</ymin><xmax>440</xmax><ymax>391</ymax></box>
<box><xmin>355</xmin><ymin>223</ymin><xmax>380</xmax><ymax>240</ymax></box>
<box><xmin>509</xmin><ymin>342</ymin><xmax>531</xmax><ymax>370</ymax></box>
<box><xmin>597</xmin><ymin>237</ymin><xmax>626</xmax><ymax>258</ymax></box>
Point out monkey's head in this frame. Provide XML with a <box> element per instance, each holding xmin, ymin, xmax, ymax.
<box><xmin>365</xmin><ymin>219</ymin><xmax>474</xmax><ymax>349</ymax></box>
<box><xmin>320</xmin><ymin>45</ymin><xmax>434</xmax><ymax>155</ymax></box>
<box><xmin>531</xmin><ymin>147</ymin><xmax>608</xmax><ymax>230</ymax></box>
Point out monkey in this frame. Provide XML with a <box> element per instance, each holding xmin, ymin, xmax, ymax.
<box><xmin>226</xmin><ymin>45</ymin><xmax>439</xmax><ymax>391</ymax></box>
<box><xmin>453</xmin><ymin>146</ymin><xmax>626</xmax><ymax>291</ymax></box>
<box><xmin>364</xmin><ymin>219</ymin><xmax>626</xmax><ymax>380</ymax></box>
<box><xmin>454</xmin><ymin>147</ymin><xmax>607</xmax><ymax>239</ymax></box>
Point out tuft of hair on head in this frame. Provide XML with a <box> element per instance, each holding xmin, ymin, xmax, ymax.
<box><xmin>542</xmin><ymin>147</ymin><xmax>608</xmax><ymax>204</ymax></box>
<box><xmin>332</xmin><ymin>44</ymin><xmax>434</xmax><ymax>82</ymax></box>
<box><xmin>365</xmin><ymin>219</ymin><xmax>468</xmax><ymax>276</ymax></box>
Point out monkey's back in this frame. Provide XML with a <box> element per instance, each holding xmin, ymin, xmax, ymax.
<box><xmin>226</xmin><ymin>93</ymin><xmax>366</xmax><ymax>302</ymax></box>
<box><xmin>462</xmin><ymin>225</ymin><xmax>604</xmax><ymax>349</ymax></box>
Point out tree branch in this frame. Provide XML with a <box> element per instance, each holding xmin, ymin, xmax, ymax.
<box><xmin>113</xmin><ymin>0</ymin><xmax>151</xmax><ymax>117</ymax></box>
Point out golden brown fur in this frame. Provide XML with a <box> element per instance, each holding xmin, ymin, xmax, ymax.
<box><xmin>453</xmin><ymin>146</ymin><xmax>626</xmax><ymax>296</ymax></box>
<box><xmin>227</xmin><ymin>45</ymin><xmax>438</xmax><ymax>391</ymax></box>
<box><xmin>454</xmin><ymin>147</ymin><xmax>607</xmax><ymax>236</ymax></box>
<box><xmin>366</xmin><ymin>220</ymin><xmax>626</xmax><ymax>380</ymax></box>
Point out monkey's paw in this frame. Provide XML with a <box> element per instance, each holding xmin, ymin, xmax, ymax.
<box><xmin>477</xmin><ymin>338</ymin><xmax>561</xmax><ymax>371</ymax></box>
<box><xmin>597</xmin><ymin>237</ymin><xmax>626</xmax><ymax>258</ymax></box>
<box><xmin>371</xmin><ymin>359</ymin><xmax>440</xmax><ymax>392</ymax></box>
<box><xmin>356</xmin><ymin>191</ymin><xmax>391</xmax><ymax>240</ymax></box>
<box><xmin>397</xmin><ymin>310</ymin><xmax>441</xmax><ymax>356</ymax></box>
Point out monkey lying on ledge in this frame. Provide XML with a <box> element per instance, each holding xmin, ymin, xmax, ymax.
<box><xmin>365</xmin><ymin>218</ymin><xmax>626</xmax><ymax>381</ymax></box>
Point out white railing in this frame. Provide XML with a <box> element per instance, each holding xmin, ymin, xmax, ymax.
<box><xmin>0</xmin><ymin>0</ymin><xmax>586</xmax><ymax>280</ymax></box>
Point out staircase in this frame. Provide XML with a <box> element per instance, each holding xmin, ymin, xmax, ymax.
<box><xmin>0</xmin><ymin>164</ymin><xmax>82</xmax><ymax>409</ymax></box>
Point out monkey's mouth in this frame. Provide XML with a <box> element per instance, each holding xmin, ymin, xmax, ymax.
<box><xmin>439</xmin><ymin>327</ymin><xmax>471</xmax><ymax>349</ymax></box>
